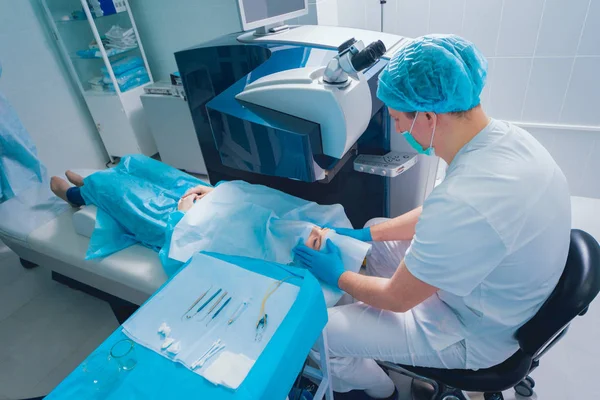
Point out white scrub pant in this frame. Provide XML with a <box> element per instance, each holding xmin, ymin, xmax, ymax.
<box><xmin>312</xmin><ymin>218</ymin><xmax>467</xmax><ymax>398</ymax></box>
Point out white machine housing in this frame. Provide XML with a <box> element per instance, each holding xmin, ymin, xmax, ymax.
<box><xmin>235</xmin><ymin>66</ymin><xmax>372</xmax><ymax>159</ymax></box>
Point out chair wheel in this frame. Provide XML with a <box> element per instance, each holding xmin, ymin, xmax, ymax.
<box><xmin>484</xmin><ymin>393</ymin><xmax>504</xmax><ymax>400</ymax></box>
<box><xmin>514</xmin><ymin>380</ymin><xmax>534</xmax><ymax>397</ymax></box>
<box><xmin>525</xmin><ymin>376</ymin><xmax>535</xmax><ymax>388</ymax></box>
<box><xmin>20</xmin><ymin>258</ymin><xmax>38</xmax><ymax>269</ymax></box>
<box><xmin>440</xmin><ymin>389</ymin><xmax>468</xmax><ymax>400</ymax></box>
<box><xmin>441</xmin><ymin>395</ymin><xmax>465</xmax><ymax>400</ymax></box>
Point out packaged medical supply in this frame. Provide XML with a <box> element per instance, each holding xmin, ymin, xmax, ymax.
<box><xmin>104</xmin><ymin>25</ymin><xmax>137</xmax><ymax>50</ymax></box>
<box><xmin>102</xmin><ymin>67</ymin><xmax>148</xmax><ymax>86</ymax></box>
<box><xmin>106</xmin><ymin>73</ymin><xmax>149</xmax><ymax>92</ymax></box>
<box><xmin>88</xmin><ymin>76</ymin><xmax>105</xmax><ymax>91</ymax></box>
<box><xmin>102</xmin><ymin>56</ymin><xmax>144</xmax><ymax>76</ymax></box>
<box><xmin>86</xmin><ymin>0</ymin><xmax>127</xmax><ymax>17</ymax></box>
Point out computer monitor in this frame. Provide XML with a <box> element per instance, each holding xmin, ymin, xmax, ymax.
<box><xmin>237</xmin><ymin>0</ymin><xmax>309</xmax><ymax>31</ymax></box>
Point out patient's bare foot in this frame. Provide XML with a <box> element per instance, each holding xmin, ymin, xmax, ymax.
<box><xmin>50</xmin><ymin>176</ymin><xmax>74</xmax><ymax>205</ymax></box>
<box><xmin>65</xmin><ymin>170</ymin><xmax>84</xmax><ymax>187</ymax></box>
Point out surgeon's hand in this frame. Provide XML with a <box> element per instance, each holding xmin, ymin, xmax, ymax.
<box><xmin>328</xmin><ymin>227</ymin><xmax>373</xmax><ymax>242</ymax></box>
<box><xmin>293</xmin><ymin>239</ymin><xmax>345</xmax><ymax>288</ymax></box>
<box><xmin>178</xmin><ymin>194</ymin><xmax>198</xmax><ymax>212</ymax></box>
<box><xmin>182</xmin><ymin>185</ymin><xmax>213</xmax><ymax>200</ymax></box>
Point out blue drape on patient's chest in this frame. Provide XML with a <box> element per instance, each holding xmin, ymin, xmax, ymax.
<box><xmin>80</xmin><ymin>154</ymin><xmax>208</xmax><ymax>259</ymax></box>
<box><xmin>0</xmin><ymin>90</ymin><xmax>45</xmax><ymax>203</ymax></box>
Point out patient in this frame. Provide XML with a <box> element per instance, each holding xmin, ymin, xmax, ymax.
<box><xmin>50</xmin><ymin>171</ymin><xmax>206</xmax><ymax>213</ymax></box>
<box><xmin>305</xmin><ymin>226</ymin><xmax>330</xmax><ymax>251</ymax></box>
<box><xmin>46</xmin><ymin>155</ymin><xmax>368</xmax><ymax>285</ymax></box>
<box><xmin>167</xmin><ymin>180</ymin><xmax>371</xmax><ymax>299</ymax></box>
<box><xmin>48</xmin><ymin>154</ymin><xmax>209</xmax><ymax>261</ymax></box>
<box><xmin>52</xmin><ymin>173</ymin><xmax>328</xmax><ymax>251</ymax></box>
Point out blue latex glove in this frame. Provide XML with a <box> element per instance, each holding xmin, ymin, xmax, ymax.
<box><xmin>293</xmin><ymin>239</ymin><xmax>346</xmax><ymax>288</ymax></box>
<box><xmin>329</xmin><ymin>226</ymin><xmax>373</xmax><ymax>242</ymax></box>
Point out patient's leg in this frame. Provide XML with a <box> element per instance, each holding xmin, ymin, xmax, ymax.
<box><xmin>50</xmin><ymin>176</ymin><xmax>71</xmax><ymax>203</ymax></box>
<box><xmin>65</xmin><ymin>170</ymin><xmax>84</xmax><ymax>187</ymax></box>
<box><xmin>50</xmin><ymin>176</ymin><xmax>86</xmax><ymax>207</ymax></box>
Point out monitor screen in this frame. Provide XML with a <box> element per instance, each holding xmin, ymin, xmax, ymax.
<box><xmin>239</xmin><ymin>0</ymin><xmax>307</xmax><ymax>28</ymax></box>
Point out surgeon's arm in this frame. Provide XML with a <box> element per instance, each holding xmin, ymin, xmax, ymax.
<box><xmin>338</xmin><ymin>258</ymin><xmax>437</xmax><ymax>312</ymax></box>
<box><xmin>369</xmin><ymin>206</ymin><xmax>422</xmax><ymax>241</ymax></box>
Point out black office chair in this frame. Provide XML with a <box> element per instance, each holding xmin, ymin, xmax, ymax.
<box><xmin>378</xmin><ymin>229</ymin><xmax>600</xmax><ymax>400</ymax></box>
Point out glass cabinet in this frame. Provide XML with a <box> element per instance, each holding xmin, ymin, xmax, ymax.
<box><xmin>41</xmin><ymin>0</ymin><xmax>157</xmax><ymax>160</ymax></box>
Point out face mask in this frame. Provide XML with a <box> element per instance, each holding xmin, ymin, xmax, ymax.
<box><xmin>402</xmin><ymin>111</ymin><xmax>437</xmax><ymax>156</ymax></box>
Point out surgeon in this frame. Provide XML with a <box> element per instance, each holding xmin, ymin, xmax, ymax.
<box><xmin>293</xmin><ymin>34</ymin><xmax>571</xmax><ymax>399</ymax></box>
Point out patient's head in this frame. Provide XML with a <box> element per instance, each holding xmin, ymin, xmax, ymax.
<box><xmin>305</xmin><ymin>226</ymin><xmax>330</xmax><ymax>250</ymax></box>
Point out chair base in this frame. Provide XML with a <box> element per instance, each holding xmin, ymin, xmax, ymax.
<box><xmin>411</xmin><ymin>378</ymin><xmax>471</xmax><ymax>400</ymax></box>
<box><xmin>380</xmin><ymin>362</ymin><xmax>515</xmax><ymax>400</ymax></box>
<box><xmin>20</xmin><ymin>257</ymin><xmax>39</xmax><ymax>269</ymax></box>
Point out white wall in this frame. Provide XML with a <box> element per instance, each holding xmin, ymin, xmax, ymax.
<box><xmin>287</xmin><ymin>0</ymin><xmax>338</xmax><ymax>26</ymax></box>
<box><xmin>129</xmin><ymin>0</ymin><xmax>323</xmax><ymax>82</ymax></box>
<box><xmin>334</xmin><ymin>0</ymin><xmax>600</xmax><ymax>198</ymax></box>
<box><xmin>128</xmin><ymin>0</ymin><xmax>243</xmax><ymax>81</ymax></box>
<box><xmin>0</xmin><ymin>0</ymin><xmax>108</xmax><ymax>178</ymax></box>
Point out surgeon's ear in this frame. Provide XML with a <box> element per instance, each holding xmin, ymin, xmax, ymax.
<box><xmin>424</xmin><ymin>112</ymin><xmax>437</xmax><ymax>128</ymax></box>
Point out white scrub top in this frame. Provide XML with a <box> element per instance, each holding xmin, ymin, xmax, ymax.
<box><xmin>404</xmin><ymin>119</ymin><xmax>571</xmax><ymax>370</ymax></box>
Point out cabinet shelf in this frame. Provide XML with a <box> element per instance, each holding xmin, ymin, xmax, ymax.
<box><xmin>70</xmin><ymin>45</ymin><xmax>139</xmax><ymax>60</ymax></box>
<box><xmin>54</xmin><ymin>9</ymin><xmax>127</xmax><ymax>24</ymax></box>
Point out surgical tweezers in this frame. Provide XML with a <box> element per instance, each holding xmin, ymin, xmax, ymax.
<box><xmin>200</xmin><ymin>291</ymin><xmax>228</xmax><ymax>321</ymax></box>
<box><xmin>186</xmin><ymin>288</ymin><xmax>222</xmax><ymax>320</ymax></box>
<box><xmin>206</xmin><ymin>296</ymin><xmax>232</xmax><ymax>327</ymax></box>
<box><xmin>181</xmin><ymin>284</ymin><xmax>213</xmax><ymax>320</ymax></box>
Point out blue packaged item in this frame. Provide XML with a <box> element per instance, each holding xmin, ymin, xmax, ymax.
<box><xmin>102</xmin><ymin>56</ymin><xmax>144</xmax><ymax>76</ymax></box>
<box><xmin>0</xmin><ymin>90</ymin><xmax>45</xmax><ymax>202</ymax></box>
<box><xmin>106</xmin><ymin>73</ymin><xmax>150</xmax><ymax>92</ymax></box>
<box><xmin>86</xmin><ymin>0</ymin><xmax>126</xmax><ymax>17</ymax></box>
<box><xmin>102</xmin><ymin>66</ymin><xmax>146</xmax><ymax>84</ymax></box>
<box><xmin>79</xmin><ymin>154</ymin><xmax>209</xmax><ymax>259</ymax></box>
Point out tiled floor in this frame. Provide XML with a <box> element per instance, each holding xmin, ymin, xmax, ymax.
<box><xmin>1</xmin><ymin>238</ymin><xmax>600</xmax><ymax>400</ymax></box>
<box><xmin>0</xmin><ymin>241</ymin><xmax>119</xmax><ymax>400</ymax></box>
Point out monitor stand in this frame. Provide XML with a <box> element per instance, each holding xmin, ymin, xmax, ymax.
<box><xmin>253</xmin><ymin>21</ymin><xmax>290</xmax><ymax>36</ymax></box>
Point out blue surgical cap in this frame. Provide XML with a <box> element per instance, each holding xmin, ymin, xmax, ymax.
<box><xmin>377</xmin><ymin>34</ymin><xmax>487</xmax><ymax>113</ymax></box>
